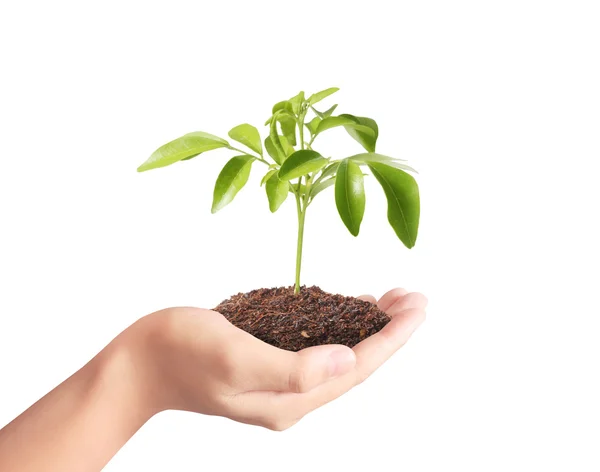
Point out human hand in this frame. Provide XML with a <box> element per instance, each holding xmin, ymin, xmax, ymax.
<box><xmin>131</xmin><ymin>288</ymin><xmax>427</xmax><ymax>431</ymax></box>
<box><xmin>0</xmin><ymin>288</ymin><xmax>426</xmax><ymax>472</ymax></box>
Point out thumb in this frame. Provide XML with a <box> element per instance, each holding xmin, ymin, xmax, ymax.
<box><xmin>292</xmin><ymin>345</ymin><xmax>357</xmax><ymax>392</ymax></box>
<box><xmin>247</xmin><ymin>344</ymin><xmax>356</xmax><ymax>393</ymax></box>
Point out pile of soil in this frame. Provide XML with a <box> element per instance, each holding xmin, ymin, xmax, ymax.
<box><xmin>214</xmin><ymin>285</ymin><xmax>390</xmax><ymax>351</ymax></box>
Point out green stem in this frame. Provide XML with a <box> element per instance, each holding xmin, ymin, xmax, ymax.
<box><xmin>294</xmin><ymin>190</ymin><xmax>306</xmax><ymax>295</ymax></box>
<box><xmin>227</xmin><ymin>146</ymin><xmax>270</xmax><ymax>166</ymax></box>
<box><xmin>299</xmin><ymin>114</ymin><xmax>305</xmax><ymax>151</ymax></box>
<box><xmin>292</xmin><ymin>105</ymin><xmax>314</xmax><ymax>294</ymax></box>
<box><xmin>304</xmin><ymin>174</ymin><xmax>313</xmax><ymax>202</ymax></box>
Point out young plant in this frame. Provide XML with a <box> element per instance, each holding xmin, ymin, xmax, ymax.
<box><xmin>137</xmin><ymin>88</ymin><xmax>420</xmax><ymax>294</ymax></box>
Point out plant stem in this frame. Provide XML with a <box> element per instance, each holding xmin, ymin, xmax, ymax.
<box><xmin>294</xmin><ymin>191</ymin><xmax>306</xmax><ymax>295</ymax></box>
<box><xmin>299</xmin><ymin>111</ymin><xmax>305</xmax><ymax>151</ymax></box>
<box><xmin>227</xmin><ymin>146</ymin><xmax>270</xmax><ymax>166</ymax></box>
<box><xmin>293</xmin><ymin>170</ymin><xmax>314</xmax><ymax>294</ymax></box>
<box><xmin>292</xmin><ymin>107</ymin><xmax>308</xmax><ymax>294</ymax></box>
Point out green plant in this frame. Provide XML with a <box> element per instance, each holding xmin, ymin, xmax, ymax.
<box><xmin>137</xmin><ymin>88</ymin><xmax>420</xmax><ymax>294</ymax></box>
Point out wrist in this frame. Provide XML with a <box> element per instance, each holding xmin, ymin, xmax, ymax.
<box><xmin>117</xmin><ymin>311</ymin><xmax>182</xmax><ymax>414</ymax></box>
<box><xmin>98</xmin><ymin>316</ymin><xmax>164</xmax><ymax>423</ymax></box>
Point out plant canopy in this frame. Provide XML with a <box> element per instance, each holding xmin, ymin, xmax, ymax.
<box><xmin>138</xmin><ymin>88</ymin><xmax>420</xmax><ymax>294</ymax></box>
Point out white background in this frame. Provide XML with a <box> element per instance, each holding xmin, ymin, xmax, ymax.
<box><xmin>1</xmin><ymin>1</ymin><xmax>599</xmax><ymax>470</ymax></box>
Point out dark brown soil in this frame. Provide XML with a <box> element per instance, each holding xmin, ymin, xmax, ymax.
<box><xmin>214</xmin><ymin>285</ymin><xmax>391</xmax><ymax>351</ymax></box>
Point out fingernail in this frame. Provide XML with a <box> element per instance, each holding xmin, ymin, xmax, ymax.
<box><xmin>328</xmin><ymin>348</ymin><xmax>356</xmax><ymax>378</ymax></box>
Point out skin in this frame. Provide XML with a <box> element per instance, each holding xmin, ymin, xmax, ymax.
<box><xmin>0</xmin><ymin>288</ymin><xmax>427</xmax><ymax>472</ymax></box>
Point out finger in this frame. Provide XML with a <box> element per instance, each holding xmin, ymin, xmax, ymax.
<box><xmin>352</xmin><ymin>307</ymin><xmax>425</xmax><ymax>382</ymax></box>
<box><xmin>387</xmin><ymin>292</ymin><xmax>428</xmax><ymax>316</ymax></box>
<box><xmin>357</xmin><ymin>294</ymin><xmax>377</xmax><ymax>304</ymax></box>
<box><xmin>223</xmin><ymin>389</ymin><xmax>305</xmax><ymax>431</ymax></box>
<box><xmin>377</xmin><ymin>288</ymin><xmax>408</xmax><ymax>311</ymax></box>
<box><xmin>225</xmin><ymin>375</ymin><xmax>354</xmax><ymax>431</ymax></box>
<box><xmin>237</xmin><ymin>336</ymin><xmax>357</xmax><ymax>393</ymax></box>
<box><xmin>221</xmin><ymin>390</ymin><xmax>290</xmax><ymax>431</ymax></box>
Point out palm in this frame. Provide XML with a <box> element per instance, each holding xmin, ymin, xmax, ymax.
<box><xmin>210</xmin><ymin>288</ymin><xmax>427</xmax><ymax>430</ymax></box>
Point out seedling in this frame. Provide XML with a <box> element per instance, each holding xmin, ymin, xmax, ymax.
<box><xmin>137</xmin><ymin>88</ymin><xmax>420</xmax><ymax>294</ymax></box>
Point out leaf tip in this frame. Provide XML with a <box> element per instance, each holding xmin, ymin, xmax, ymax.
<box><xmin>211</xmin><ymin>202</ymin><xmax>221</xmax><ymax>214</ymax></box>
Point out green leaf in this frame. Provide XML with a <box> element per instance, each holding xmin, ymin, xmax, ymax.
<box><xmin>308</xmin><ymin>87</ymin><xmax>339</xmax><ymax>105</ymax></box>
<box><xmin>348</xmin><ymin>153</ymin><xmax>416</xmax><ymax>173</ymax></box>
<box><xmin>312</xmin><ymin>104</ymin><xmax>338</xmax><ymax>119</ymax></box>
<box><xmin>228</xmin><ymin>124</ymin><xmax>262</xmax><ymax>155</ymax></box>
<box><xmin>279</xmin><ymin>135</ymin><xmax>295</xmax><ymax>156</ymax></box>
<box><xmin>289</xmin><ymin>91</ymin><xmax>305</xmax><ymax>114</ymax></box>
<box><xmin>137</xmin><ymin>131</ymin><xmax>229</xmax><ymax>172</ymax></box>
<box><xmin>269</xmin><ymin>116</ymin><xmax>286</xmax><ymax>164</ymax></box>
<box><xmin>376</xmin><ymin>161</ymin><xmax>418</xmax><ymax>173</ymax></box>
<box><xmin>272</xmin><ymin>100</ymin><xmax>294</xmax><ymax>115</ymax></box>
<box><xmin>310</xmin><ymin>176</ymin><xmax>336</xmax><ymax>198</ymax></box>
<box><xmin>265</xmin><ymin>172</ymin><xmax>289</xmax><ymax>212</ymax></box>
<box><xmin>269</xmin><ymin>106</ymin><xmax>297</xmax><ymax>147</ymax></box>
<box><xmin>211</xmin><ymin>156</ymin><xmax>254</xmax><ymax>213</ymax></box>
<box><xmin>335</xmin><ymin>159</ymin><xmax>365</xmax><ymax>236</ymax></box>
<box><xmin>316</xmin><ymin>116</ymin><xmax>353</xmax><ymax>132</ymax></box>
<box><xmin>264</xmin><ymin>135</ymin><xmax>281</xmax><ymax>163</ymax></box>
<box><xmin>265</xmin><ymin>135</ymin><xmax>293</xmax><ymax>164</ymax></box>
<box><xmin>305</xmin><ymin>116</ymin><xmax>322</xmax><ymax>135</ymax></box>
<box><xmin>260</xmin><ymin>169</ymin><xmax>277</xmax><ymax>186</ymax></box>
<box><xmin>278</xmin><ymin>150</ymin><xmax>328</xmax><ymax>181</ymax></box>
<box><xmin>347</xmin><ymin>152</ymin><xmax>407</xmax><ymax>163</ymax></box>
<box><xmin>290</xmin><ymin>182</ymin><xmax>307</xmax><ymax>195</ymax></box>
<box><xmin>319</xmin><ymin>161</ymin><xmax>340</xmax><ymax>180</ymax></box>
<box><xmin>339</xmin><ymin>114</ymin><xmax>378</xmax><ymax>152</ymax></box>
<box><xmin>278</xmin><ymin>114</ymin><xmax>297</xmax><ymax>146</ymax></box>
<box><xmin>368</xmin><ymin>162</ymin><xmax>420</xmax><ymax>248</ymax></box>
<box><xmin>315</xmin><ymin>116</ymin><xmax>376</xmax><ymax>137</ymax></box>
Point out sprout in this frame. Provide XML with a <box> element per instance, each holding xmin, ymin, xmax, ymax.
<box><xmin>137</xmin><ymin>88</ymin><xmax>420</xmax><ymax>294</ymax></box>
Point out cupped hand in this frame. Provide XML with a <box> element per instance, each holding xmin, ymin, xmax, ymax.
<box><xmin>134</xmin><ymin>288</ymin><xmax>427</xmax><ymax>431</ymax></box>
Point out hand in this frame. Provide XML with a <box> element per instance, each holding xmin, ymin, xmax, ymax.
<box><xmin>133</xmin><ymin>288</ymin><xmax>427</xmax><ymax>430</ymax></box>
<box><xmin>0</xmin><ymin>288</ymin><xmax>426</xmax><ymax>472</ymax></box>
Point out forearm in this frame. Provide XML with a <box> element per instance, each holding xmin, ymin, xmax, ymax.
<box><xmin>0</xmin><ymin>324</ymin><xmax>155</xmax><ymax>472</ymax></box>
<box><xmin>0</xmin><ymin>291</ymin><xmax>425</xmax><ymax>470</ymax></box>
